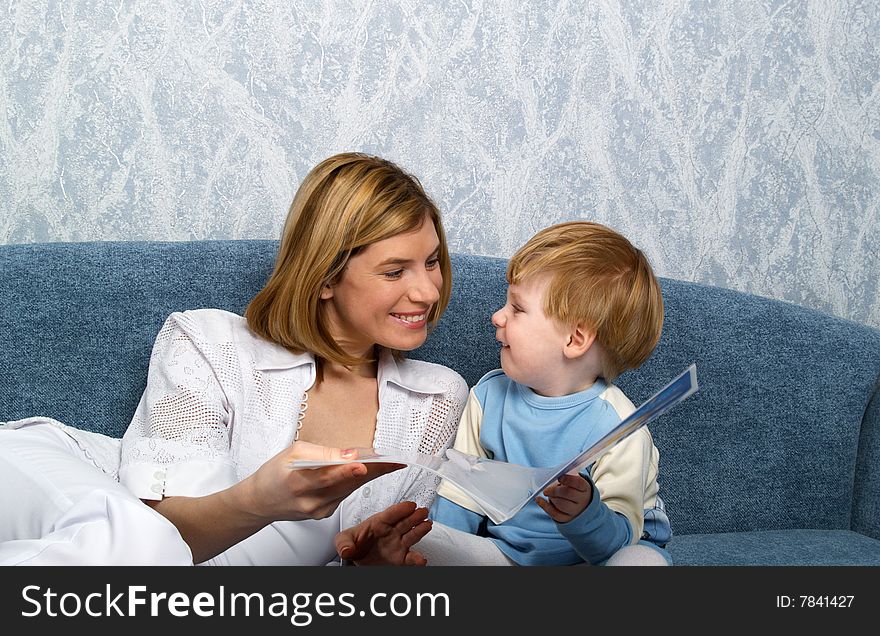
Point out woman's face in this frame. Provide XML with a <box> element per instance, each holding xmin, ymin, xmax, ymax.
<box><xmin>320</xmin><ymin>218</ymin><xmax>443</xmax><ymax>359</ymax></box>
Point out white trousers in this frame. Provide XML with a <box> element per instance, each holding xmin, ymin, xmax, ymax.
<box><xmin>416</xmin><ymin>521</ymin><xmax>670</xmax><ymax>566</ymax></box>
<box><xmin>0</xmin><ymin>421</ymin><xmax>193</xmax><ymax>565</ymax></box>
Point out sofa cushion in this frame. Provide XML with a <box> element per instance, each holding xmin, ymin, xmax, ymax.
<box><xmin>668</xmin><ymin>529</ymin><xmax>880</xmax><ymax>566</ymax></box>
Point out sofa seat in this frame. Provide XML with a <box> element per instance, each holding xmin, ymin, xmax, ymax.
<box><xmin>669</xmin><ymin>529</ymin><xmax>880</xmax><ymax>565</ymax></box>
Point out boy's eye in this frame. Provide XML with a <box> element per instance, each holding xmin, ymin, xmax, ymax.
<box><xmin>383</xmin><ymin>269</ymin><xmax>404</xmax><ymax>279</ymax></box>
<box><xmin>511</xmin><ymin>304</ymin><xmax>523</xmax><ymax>314</ymax></box>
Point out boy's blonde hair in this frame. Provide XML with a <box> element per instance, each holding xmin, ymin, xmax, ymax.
<box><xmin>507</xmin><ymin>221</ymin><xmax>663</xmax><ymax>380</ymax></box>
<box><xmin>246</xmin><ymin>152</ymin><xmax>451</xmax><ymax>368</ymax></box>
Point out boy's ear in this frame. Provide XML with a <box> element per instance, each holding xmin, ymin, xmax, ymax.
<box><xmin>563</xmin><ymin>323</ymin><xmax>596</xmax><ymax>359</ymax></box>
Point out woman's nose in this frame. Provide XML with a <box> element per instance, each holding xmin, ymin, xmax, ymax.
<box><xmin>409</xmin><ymin>270</ymin><xmax>441</xmax><ymax>305</ymax></box>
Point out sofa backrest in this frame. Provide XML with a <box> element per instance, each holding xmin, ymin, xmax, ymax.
<box><xmin>2</xmin><ymin>241</ymin><xmax>879</xmax><ymax>537</ymax></box>
<box><xmin>0</xmin><ymin>240</ymin><xmax>279</xmax><ymax>435</ymax></box>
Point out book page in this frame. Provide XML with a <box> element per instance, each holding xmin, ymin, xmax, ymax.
<box><xmin>290</xmin><ymin>364</ymin><xmax>699</xmax><ymax>524</ymax></box>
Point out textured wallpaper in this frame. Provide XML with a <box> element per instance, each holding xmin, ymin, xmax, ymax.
<box><xmin>1</xmin><ymin>0</ymin><xmax>878</xmax><ymax>328</ymax></box>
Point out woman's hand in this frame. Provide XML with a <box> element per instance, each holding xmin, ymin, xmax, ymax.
<box><xmin>334</xmin><ymin>501</ymin><xmax>433</xmax><ymax>566</ymax></box>
<box><xmin>145</xmin><ymin>443</ymin><xmax>404</xmax><ymax>565</ymax></box>
<box><xmin>241</xmin><ymin>442</ymin><xmax>404</xmax><ymax>523</ymax></box>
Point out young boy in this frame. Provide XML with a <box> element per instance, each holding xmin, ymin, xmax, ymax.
<box><xmin>420</xmin><ymin>220</ymin><xmax>671</xmax><ymax>566</ymax></box>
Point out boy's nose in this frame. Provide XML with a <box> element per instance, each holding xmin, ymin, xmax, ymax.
<box><xmin>491</xmin><ymin>307</ymin><xmax>505</xmax><ymax>327</ymax></box>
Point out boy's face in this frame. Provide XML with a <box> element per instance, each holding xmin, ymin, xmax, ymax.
<box><xmin>492</xmin><ymin>274</ymin><xmax>572</xmax><ymax>396</ymax></box>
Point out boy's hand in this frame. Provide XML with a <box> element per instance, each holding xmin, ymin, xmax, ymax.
<box><xmin>535</xmin><ymin>472</ymin><xmax>592</xmax><ymax>523</ymax></box>
<box><xmin>334</xmin><ymin>501</ymin><xmax>432</xmax><ymax>566</ymax></box>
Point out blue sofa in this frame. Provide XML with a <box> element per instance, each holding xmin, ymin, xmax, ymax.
<box><xmin>2</xmin><ymin>240</ymin><xmax>879</xmax><ymax>565</ymax></box>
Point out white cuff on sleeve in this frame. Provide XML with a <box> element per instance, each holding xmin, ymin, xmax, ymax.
<box><xmin>120</xmin><ymin>458</ymin><xmax>238</xmax><ymax>500</ymax></box>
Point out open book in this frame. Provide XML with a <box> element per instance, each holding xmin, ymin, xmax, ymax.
<box><xmin>290</xmin><ymin>364</ymin><xmax>699</xmax><ymax>524</ymax></box>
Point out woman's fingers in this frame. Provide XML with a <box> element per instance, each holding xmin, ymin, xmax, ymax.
<box><xmin>333</xmin><ymin>502</ymin><xmax>430</xmax><ymax>564</ymax></box>
<box><xmin>261</xmin><ymin>442</ymin><xmax>410</xmax><ymax>523</ymax></box>
<box><xmin>288</xmin><ymin>440</ymin><xmax>356</xmax><ymax>463</ymax></box>
<box><xmin>374</xmin><ymin>500</ymin><xmax>418</xmax><ymax>523</ymax></box>
<box><xmin>334</xmin><ymin>527</ymin><xmax>359</xmax><ymax>560</ymax></box>
<box><xmin>293</xmin><ymin>460</ymin><xmax>403</xmax><ymax>494</ymax></box>
<box><xmin>377</xmin><ymin>502</ymin><xmax>431</xmax><ymax>547</ymax></box>
<box><xmin>404</xmin><ymin>549</ymin><xmax>428</xmax><ymax>566</ymax></box>
<box><xmin>296</xmin><ymin>463</ymin><xmax>368</xmax><ymax>492</ymax></box>
<box><xmin>390</xmin><ymin>502</ymin><xmax>429</xmax><ymax>531</ymax></box>
<box><xmin>400</xmin><ymin>519</ymin><xmax>433</xmax><ymax>549</ymax></box>
<box><xmin>287</xmin><ymin>443</ymin><xmax>404</xmax><ymax>487</ymax></box>
<box><xmin>361</xmin><ymin>462</ymin><xmax>406</xmax><ymax>480</ymax></box>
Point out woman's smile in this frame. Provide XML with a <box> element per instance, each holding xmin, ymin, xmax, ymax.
<box><xmin>390</xmin><ymin>311</ymin><xmax>429</xmax><ymax>328</ymax></box>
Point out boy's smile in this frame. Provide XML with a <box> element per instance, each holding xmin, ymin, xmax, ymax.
<box><xmin>492</xmin><ymin>275</ymin><xmax>573</xmax><ymax>396</ymax></box>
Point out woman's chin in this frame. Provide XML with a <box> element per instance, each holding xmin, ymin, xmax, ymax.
<box><xmin>380</xmin><ymin>330</ymin><xmax>428</xmax><ymax>352</ymax></box>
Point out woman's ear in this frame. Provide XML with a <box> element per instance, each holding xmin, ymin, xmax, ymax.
<box><xmin>319</xmin><ymin>282</ymin><xmax>335</xmax><ymax>300</ymax></box>
<box><xmin>563</xmin><ymin>324</ymin><xmax>596</xmax><ymax>360</ymax></box>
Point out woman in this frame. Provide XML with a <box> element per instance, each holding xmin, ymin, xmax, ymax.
<box><xmin>0</xmin><ymin>152</ymin><xmax>468</xmax><ymax>565</ymax></box>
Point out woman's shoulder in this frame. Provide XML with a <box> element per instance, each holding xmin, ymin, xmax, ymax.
<box><xmin>161</xmin><ymin>308</ymin><xmax>249</xmax><ymax>341</ymax></box>
<box><xmin>157</xmin><ymin>309</ymin><xmax>279</xmax><ymax>360</ymax></box>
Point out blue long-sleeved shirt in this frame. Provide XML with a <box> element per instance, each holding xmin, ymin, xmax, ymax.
<box><xmin>431</xmin><ymin>369</ymin><xmax>669</xmax><ymax>565</ymax></box>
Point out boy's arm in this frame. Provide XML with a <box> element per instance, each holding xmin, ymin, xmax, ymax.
<box><xmin>430</xmin><ymin>388</ymin><xmax>489</xmax><ymax>533</ymax></box>
<box><xmin>555</xmin><ymin>428</ymin><xmax>657</xmax><ymax>564</ymax></box>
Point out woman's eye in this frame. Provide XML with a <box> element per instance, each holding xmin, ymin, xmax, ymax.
<box><xmin>383</xmin><ymin>269</ymin><xmax>404</xmax><ymax>280</ymax></box>
<box><xmin>426</xmin><ymin>257</ymin><xmax>440</xmax><ymax>269</ymax></box>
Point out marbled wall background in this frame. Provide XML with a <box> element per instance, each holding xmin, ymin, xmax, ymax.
<box><xmin>1</xmin><ymin>0</ymin><xmax>878</xmax><ymax>327</ymax></box>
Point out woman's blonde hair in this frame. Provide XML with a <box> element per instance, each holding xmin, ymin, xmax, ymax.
<box><xmin>507</xmin><ymin>221</ymin><xmax>664</xmax><ymax>380</ymax></box>
<box><xmin>246</xmin><ymin>152</ymin><xmax>451</xmax><ymax>368</ymax></box>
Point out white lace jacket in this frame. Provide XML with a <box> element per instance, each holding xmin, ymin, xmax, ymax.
<box><xmin>118</xmin><ymin>308</ymin><xmax>467</xmax><ymax>565</ymax></box>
